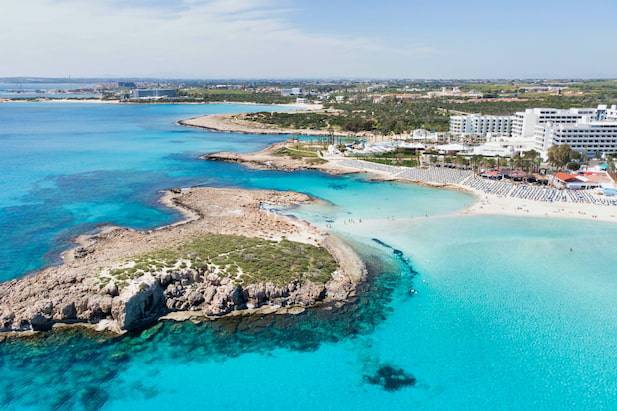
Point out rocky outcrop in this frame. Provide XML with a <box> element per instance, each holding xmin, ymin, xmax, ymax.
<box><xmin>0</xmin><ymin>266</ymin><xmax>337</xmax><ymax>333</ymax></box>
<box><xmin>203</xmin><ymin>141</ymin><xmax>349</xmax><ymax>175</ymax></box>
<box><xmin>0</xmin><ymin>187</ymin><xmax>366</xmax><ymax>337</ymax></box>
<box><xmin>111</xmin><ymin>274</ymin><xmax>165</xmax><ymax>331</ymax></box>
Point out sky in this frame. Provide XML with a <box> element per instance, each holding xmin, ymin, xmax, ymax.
<box><xmin>1</xmin><ymin>0</ymin><xmax>616</xmax><ymax>79</ymax></box>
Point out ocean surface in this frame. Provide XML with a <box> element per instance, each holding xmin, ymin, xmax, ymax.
<box><xmin>1</xmin><ymin>103</ymin><xmax>616</xmax><ymax>410</ymax></box>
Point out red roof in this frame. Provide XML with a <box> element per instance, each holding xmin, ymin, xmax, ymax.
<box><xmin>553</xmin><ymin>172</ymin><xmax>581</xmax><ymax>183</ymax></box>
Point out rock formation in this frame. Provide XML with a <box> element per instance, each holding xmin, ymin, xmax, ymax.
<box><xmin>0</xmin><ymin>188</ymin><xmax>365</xmax><ymax>335</ymax></box>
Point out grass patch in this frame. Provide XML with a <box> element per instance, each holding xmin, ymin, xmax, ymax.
<box><xmin>272</xmin><ymin>145</ymin><xmax>322</xmax><ymax>161</ymax></box>
<box><xmin>98</xmin><ymin>234</ymin><xmax>337</xmax><ymax>288</ymax></box>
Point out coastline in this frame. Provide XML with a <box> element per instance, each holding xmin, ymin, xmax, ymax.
<box><xmin>0</xmin><ymin>98</ymin><xmax>323</xmax><ymax>111</ymax></box>
<box><xmin>179</xmin><ymin>112</ymin><xmax>388</xmax><ymax>140</ymax></box>
<box><xmin>327</xmin><ymin>160</ymin><xmax>617</xmax><ymax>224</ymax></box>
<box><xmin>0</xmin><ymin>187</ymin><xmax>366</xmax><ymax>339</ymax></box>
<box><xmin>175</xmin><ymin>112</ymin><xmax>616</xmax><ymax>224</ymax></box>
<box><xmin>193</xmin><ymin>131</ymin><xmax>617</xmax><ymax>224</ymax></box>
<box><xmin>203</xmin><ymin>141</ymin><xmax>356</xmax><ymax>175</ymax></box>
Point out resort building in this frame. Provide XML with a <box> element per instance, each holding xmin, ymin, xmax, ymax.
<box><xmin>410</xmin><ymin>129</ymin><xmax>452</xmax><ymax>144</ymax></box>
<box><xmin>534</xmin><ymin>117</ymin><xmax>617</xmax><ymax>157</ymax></box>
<box><xmin>449</xmin><ymin>114</ymin><xmax>513</xmax><ymax>137</ymax></box>
<box><xmin>446</xmin><ymin>104</ymin><xmax>617</xmax><ymax>158</ymax></box>
<box><xmin>550</xmin><ymin>171</ymin><xmax>615</xmax><ymax>190</ymax></box>
<box><xmin>604</xmin><ymin>104</ymin><xmax>617</xmax><ymax>121</ymax></box>
<box><xmin>512</xmin><ymin>107</ymin><xmax>600</xmax><ymax>138</ymax></box>
<box><xmin>469</xmin><ymin>136</ymin><xmax>536</xmax><ymax>157</ymax></box>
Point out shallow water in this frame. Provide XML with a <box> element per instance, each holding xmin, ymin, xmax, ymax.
<box><xmin>1</xmin><ymin>103</ymin><xmax>616</xmax><ymax>410</ymax></box>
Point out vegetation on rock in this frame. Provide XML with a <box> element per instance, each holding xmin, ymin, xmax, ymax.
<box><xmin>99</xmin><ymin>234</ymin><xmax>338</xmax><ymax>289</ymax></box>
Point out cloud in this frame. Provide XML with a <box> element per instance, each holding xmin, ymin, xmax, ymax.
<box><xmin>0</xmin><ymin>0</ymin><xmax>436</xmax><ymax>78</ymax></box>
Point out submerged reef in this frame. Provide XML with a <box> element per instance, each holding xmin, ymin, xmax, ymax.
<box><xmin>364</xmin><ymin>365</ymin><xmax>417</xmax><ymax>391</ymax></box>
<box><xmin>0</xmin><ymin>247</ymin><xmax>402</xmax><ymax>410</ymax></box>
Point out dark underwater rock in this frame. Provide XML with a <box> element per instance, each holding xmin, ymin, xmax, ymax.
<box><xmin>364</xmin><ymin>365</ymin><xmax>416</xmax><ymax>391</ymax></box>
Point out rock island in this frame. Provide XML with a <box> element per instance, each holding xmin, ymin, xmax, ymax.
<box><xmin>0</xmin><ymin>188</ymin><xmax>365</xmax><ymax>336</ymax></box>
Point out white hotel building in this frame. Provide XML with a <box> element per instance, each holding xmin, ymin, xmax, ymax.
<box><xmin>449</xmin><ymin>114</ymin><xmax>513</xmax><ymax>136</ymax></box>
<box><xmin>511</xmin><ymin>107</ymin><xmax>600</xmax><ymax>139</ymax></box>
<box><xmin>517</xmin><ymin>105</ymin><xmax>617</xmax><ymax>157</ymax></box>
<box><xmin>450</xmin><ymin>105</ymin><xmax>617</xmax><ymax>158</ymax></box>
<box><xmin>534</xmin><ymin>117</ymin><xmax>617</xmax><ymax>157</ymax></box>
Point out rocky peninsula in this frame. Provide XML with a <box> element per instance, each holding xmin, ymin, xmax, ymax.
<box><xmin>204</xmin><ymin>141</ymin><xmax>352</xmax><ymax>174</ymax></box>
<box><xmin>0</xmin><ymin>188</ymin><xmax>366</xmax><ymax>337</ymax></box>
<box><xmin>179</xmin><ymin>111</ymin><xmax>384</xmax><ymax>141</ymax></box>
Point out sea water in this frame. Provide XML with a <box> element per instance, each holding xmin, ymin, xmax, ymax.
<box><xmin>0</xmin><ymin>103</ymin><xmax>616</xmax><ymax>410</ymax></box>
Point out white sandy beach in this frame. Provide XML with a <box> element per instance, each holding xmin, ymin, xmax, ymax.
<box><xmin>462</xmin><ymin>192</ymin><xmax>617</xmax><ymax>223</ymax></box>
<box><xmin>322</xmin><ymin>158</ymin><xmax>617</xmax><ymax>224</ymax></box>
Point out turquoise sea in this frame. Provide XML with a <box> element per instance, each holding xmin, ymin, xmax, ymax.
<box><xmin>1</xmin><ymin>103</ymin><xmax>616</xmax><ymax>410</ymax></box>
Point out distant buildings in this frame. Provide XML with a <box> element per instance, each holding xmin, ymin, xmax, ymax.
<box><xmin>131</xmin><ymin>88</ymin><xmax>177</xmax><ymax>99</ymax></box>
<box><xmin>427</xmin><ymin>87</ymin><xmax>483</xmax><ymax>98</ymax></box>
<box><xmin>519</xmin><ymin>86</ymin><xmax>565</xmax><ymax>95</ymax></box>
<box><xmin>117</xmin><ymin>81</ymin><xmax>136</xmax><ymax>88</ymax></box>
<box><xmin>280</xmin><ymin>87</ymin><xmax>303</xmax><ymax>96</ymax></box>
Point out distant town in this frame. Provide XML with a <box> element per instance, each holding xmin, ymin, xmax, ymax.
<box><xmin>3</xmin><ymin>77</ymin><xmax>617</xmax><ymax>197</ymax></box>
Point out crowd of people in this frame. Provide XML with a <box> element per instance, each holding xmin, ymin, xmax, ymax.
<box><xmin>336</xmin><ymin>159</ymin><xmax>617</xmax><ymax>206</ymax></box>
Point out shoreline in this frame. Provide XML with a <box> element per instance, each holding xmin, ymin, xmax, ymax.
<box><xmin>325</xmin><ymin>159</ymin><xmax>617</xmax><ymax>224</ymax></box>
<box><xmin>0</xmin><ymin>187</ymin><xmax>366</xmax><ymax>339</ymax></box>
<box><xmin>175</xmin><ymin>114</ymin><xmax>617</xmax><ymax>223</ymax></box>
<box><xmin>203</xmin><ymin>141</ymin><xmax>356</xmax><ymax>175</ymax></box>
<box><xmin>179</xmin><ymin>112</ymin><xmax>388</xmax><ymax>140</ymax></box>
<box><xmin>0</xmin><ymin>98</ymin><xmax>322</xmax><ymax>110</ymax></box>
<box><xmin>190</xmin><ymin>130</ymin><xmax>617</xmax><ymax>224</ymax></box>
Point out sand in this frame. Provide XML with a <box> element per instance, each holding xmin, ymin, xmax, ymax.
<box><xmin>329</xmin><ymin>160</ymin><xmax>617</xmax><ymax>224</ymax></box>
<box><xmin>179</xmin><ymin>111</ymin><xmax>408</xmax><ymax>142</ymax></box>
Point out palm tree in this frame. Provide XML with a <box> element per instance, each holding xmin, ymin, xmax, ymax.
<box><xmin>455</xmin><ymin>155</ymin><xmax>467</xmax><ymax>169</ymax></box>
<box><xmin>470</xmin><ymin>155</ymin><xmax>481</xmax><ymax>174</ymax></box>
<box><xmin>513</xmin><ymin>154</ymin><xmax>524</xmax><ymax>170</ymax></box>
<box><xmin>523</xmin><ymin>150</ymin><xmax>541</xmax><ymax>173</ymax></box>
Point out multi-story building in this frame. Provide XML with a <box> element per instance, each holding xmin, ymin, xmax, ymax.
<box><xmin>604</xmin><ymin>104</ymin><xmax>617</xmax><ymax>121</ymax></box>
<box><xmin>449</xmin><ymin>114</ymin><xmax>513</xmax><ymax>137</ymax></box>
<box><xmin>449</xmin><ymin>104</ymin><xmax>617</xmax><ymax>158</ymax></box>
<box><xmin>512</xmin><ymin>107</ymin><xmax>599</xmax><ymax>138</ymax></box>
<box><xmin>534</xmin><ymin>118</ymin><xmax>617</xmax><ymax>157</ymax></box>
<box><xmin>131</xmin><ymin>88</ymin><xmax>177</xmax><ymax>99</ymax></box>
<box><xmin>280</xmin><ymin>87</ymin><xmax>303</xmax><ymax>96</ymax></box>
